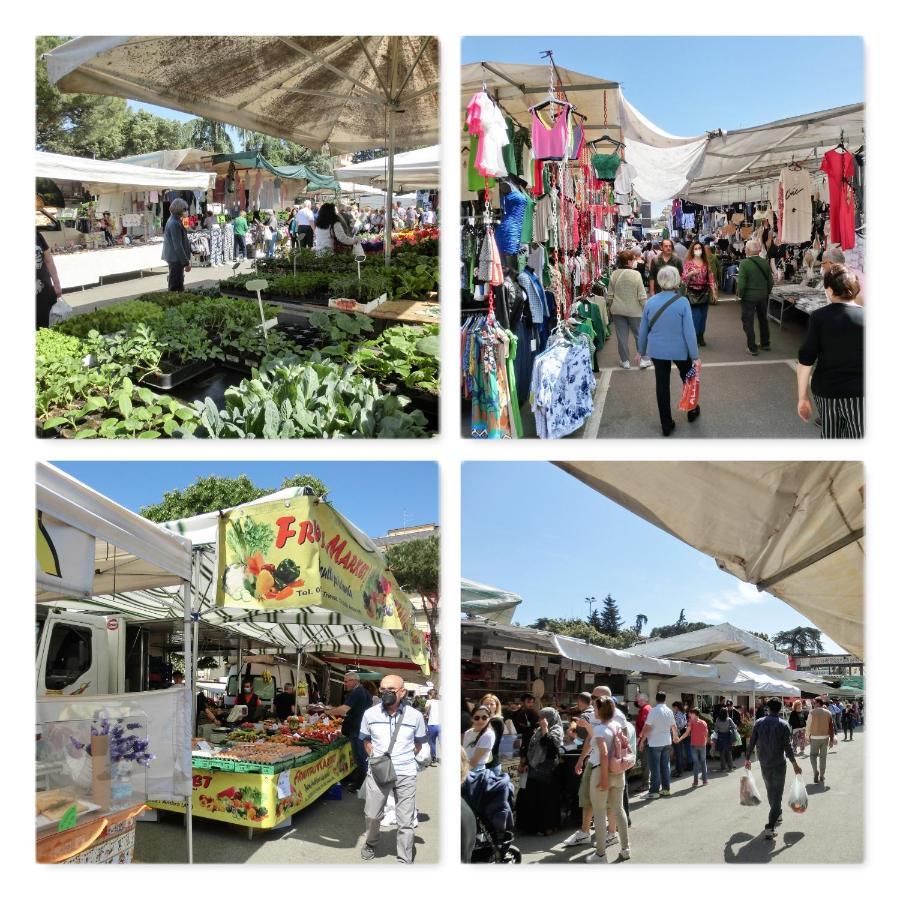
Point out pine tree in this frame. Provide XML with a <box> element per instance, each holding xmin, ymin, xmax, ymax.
<box><xmin>598</xmin><ymin>594</ymin><xmax>624</xmax><ymax>636</ymax></box>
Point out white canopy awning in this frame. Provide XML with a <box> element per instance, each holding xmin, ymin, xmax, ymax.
<box><xmin>36</xmin><ymin>150</ymin><xmax>215</xmax><ymax>195</ymax></box>
<box><xmin>334</xmin><ymin>145</ymin><xmax>440</xmax><ymax>190</ymax></box>
<box><xmin>36</xmin><ymin>463</ymin><xmax>193</xmax><ymax>602</ymax></box>
<box><xmin>461</xmin><ymin>578</ymin><xmax>523</xmax><ymax>625</ymax></box>
<box><xmin>679</xmin><ymin>103</ymin><xmax>865</xmax><ymax>206</ymax></box>
<box><xmin>115</xmin><ymin>148</ymin><xmax>211</xmax><ymax>172</ymax></box>
<box><xmin>556</xmin><ymin>462</ymin><xmax>864</xmax><ymax>660</ymax></box>
<box><xmin>667</xmin><ymin>660</ymin><xmax>803</xmax><ymax>696</ymax></box>
<box><xmin>634</xmin><ymin>623</ymin><xmax>789</xmax><ymax>670</ymax></box>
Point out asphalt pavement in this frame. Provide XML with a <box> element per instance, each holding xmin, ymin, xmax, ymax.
<box><xmin>515</xmin><ymin>730</ymin><xmax>864</xmax><ymax>864</ymax></box>
<box><xmin>134</xmin><ymin>763</ymin><xmax>440</xmax><ymax>865</ymax></box>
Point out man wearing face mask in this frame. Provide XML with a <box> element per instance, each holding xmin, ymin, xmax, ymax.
<box><xmin>359</xmin><ymin>674</ymin><xmax>427</xmax><ymax>863</ymax></box>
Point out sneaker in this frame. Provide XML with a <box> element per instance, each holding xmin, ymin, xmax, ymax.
<box><xmin>693</xmin><ymin>778</ymin><xmax>699</xmax><ymax>787</ymax></box>
<box><xmin>360</xmin><ymin>843</ymin><xmax>376</xmax><ymax>860</ymax></box>
<box><xmin>584</xmin><ymin>851</ymin><xmax>606</xmax><ymax>863</ymax></box>
<box><xmin>660</xmin><ymin>789</ymin><xmax>671</xmax><ymax>796</ymax></box>
<box><xmin>563</xmin><ymin>830</ymin><xmax>591</xmax><ymax>847</ymax></box>
<box><xmin>643</xmin><ymin>792</ymin><xmax>660</xmax><ymax>800</ymax></box>
<box><xmin>639</xmin><ymin>358</ymin><xmax>653</xmax><ymax>369</ymax></box>
<box><xmin>687</xmin><ymin>405</ymin><xmax>701</xmax><ymax>423</ymax></box>
<box><xmin>620</xmin><ymin>848</ymin><xmax>631</xmax><ymax>860</ymax></box>
<box><xmin>747</xmin><ymin>347</ymin><xmax>759</xmax><ymax>356</ymax></box>
<box><xmin>605</xmin><ymin>832</ymin><xmax>619</xmax><ymax>847</ymax></box>
<box><xmin>620</xmin><ymin>360</ymin><xmax>632</xmax><ymax>369</ymax></box>
<box><xmin>764</xmin><ymin>827</ymin><xmax>776</xmax><ymax>841</ymax></box>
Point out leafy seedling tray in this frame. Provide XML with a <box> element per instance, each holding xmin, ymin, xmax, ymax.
<box><xmin>141</xmin><ymin>358</ymin><xmax>215</xmax><ymax>391</ymax></box>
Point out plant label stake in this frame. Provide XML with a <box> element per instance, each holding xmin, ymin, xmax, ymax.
<box><xmin>245</xmin><ymin>278</ymin><xmax>270</xmax><ymax>346</ymax></box>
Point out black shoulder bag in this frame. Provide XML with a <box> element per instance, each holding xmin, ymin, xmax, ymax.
<box><xmin>369</xmin><ymin>709</ymin><xmax>404</xmax><ymax>786</ymax></box>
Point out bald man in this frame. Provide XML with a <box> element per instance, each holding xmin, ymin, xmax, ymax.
<box><xmin>359</xmin><ymin>674</ymin><xmax>426</xmax><ymax>863</ymax></box>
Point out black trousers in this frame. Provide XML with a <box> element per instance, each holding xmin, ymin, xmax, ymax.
<box><xmin>741</xmin><ymin>297</ymin><xmax>770</xmax><ymax>351</ymax></box>
<box><xmin>234</xmin><ymin>234</ymin><xmax>246</xmax><ymax>258</ymax></box>
<box><xmin>652</xmin><ymin>358</ymin><xmax>693</xmax><ymax>428</ymax></box>
<box><xmin>167</xmin><ymin>262</ymin><xmax>185</xmax><ymax>292</ymax></box>
<box><xmin>760</xmin><ymin>763</ymin><xmax>786</xmax><ymax>830</ymax></box>
<box><xmin>298</xmin><ymin>225</ymin><xmax>314</xmax><ymax>249</ymax></box>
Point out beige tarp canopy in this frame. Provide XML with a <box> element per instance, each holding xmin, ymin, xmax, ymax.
<box><xmin>555</xmin><ymin>462</ymin><xmax>864</xmax><ymax>660</ymax></box>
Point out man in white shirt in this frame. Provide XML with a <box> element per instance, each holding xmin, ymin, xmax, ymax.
<box><xmin>359</xmin><ymin>674</ymin><xmax>427</xmax><ymax>863</ymax></box>
<box><xmin>638</xmin><ymin>691</ymin><xmax>678</xmax><ymax>799</ymax></box>
<box><xmin>294</xmin><ymin>200</ymin><xmax>315</xmax><ymax>249</ymax></box>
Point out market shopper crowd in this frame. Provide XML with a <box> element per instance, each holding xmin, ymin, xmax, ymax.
<box><xmin>460</xmin><ymin>688</ymin><xmax>863</xmax><ymax>862</ymax></box>
<box><xmin>601</xmin><ymin>233</ymin><xmax>864</xmax><ymax>438</ymax></box>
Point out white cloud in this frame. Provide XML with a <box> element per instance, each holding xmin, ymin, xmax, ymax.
<box><xmin>689</xmin><ymin>583</ymin><xmax>772</xmax><ymax>621</ymax></box>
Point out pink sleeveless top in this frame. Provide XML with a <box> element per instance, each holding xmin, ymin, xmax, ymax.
<box><xmin>531</xmin><ymin>108</ymin><xmax>570</xmax><ymax>160</ymax></box>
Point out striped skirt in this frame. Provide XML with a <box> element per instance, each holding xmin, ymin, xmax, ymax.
<box><xmin>813</xmin><ymin>394</ymin><xmax>864</xmax><ymax>439</ymax></box>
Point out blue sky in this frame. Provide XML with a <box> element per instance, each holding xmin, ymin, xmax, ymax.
<box><xmin>462</xmin><ymin>36</ymin><xmax>864</xmax><ymax>136</ymax></box>
<box><xmin>462</xmin><ymin>463</ymin><xmax>847</xmax><ymax>654</ymax></box>
<box><xmin>50</xmin><ymin>461</ymin><xmax>438</xmax><ymax>539</ymax></box>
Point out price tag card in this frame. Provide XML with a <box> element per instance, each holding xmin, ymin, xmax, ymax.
<box><xmin>276</xmin><ymin>770</ymin><xmax>292</xmax><ymax>799</ymax></box>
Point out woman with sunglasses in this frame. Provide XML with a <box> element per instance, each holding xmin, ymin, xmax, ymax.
<box><xmin>480</xmin><ymin>693</ymin><xmax>505</xmax><ymax>775</ymax></box>
<box><xmin>462</xmin><ymin>706</ymin><xmax>496</xmax><ymax>772</ymax></box>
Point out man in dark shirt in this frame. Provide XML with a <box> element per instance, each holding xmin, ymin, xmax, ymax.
<box><xmin>510</xmin><ymin>692</ymin><xmax>539</xmax><ymax>760</ymax></box>
<box><xmin>273</xmin><ymin>683</ymin><xmax>296</xmax><ymax>720</ymax></box>
<box><xmin>746</xmin><ymin>698</ymin><xmax>802</xmax><ymax>839</ymax></box>
<box><xmin>326</xmin><ymin>671</ymin><xmax>372</xmax><ymax>790</ymax></box>
<box><xmin>648</xmin><ymin>239</ymin><xmax>683</xmax><ymax>295</ymax></box>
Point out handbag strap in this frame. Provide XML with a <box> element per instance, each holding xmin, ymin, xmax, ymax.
<box><xmin>647</xmin><ymin>294</ymin><xmax>679</xmax><ymax>333</ymax></box>
<box><xmin>385</xmin><ymin>706</ymin><xmax>405</xmax><ymax>757</ymax></box>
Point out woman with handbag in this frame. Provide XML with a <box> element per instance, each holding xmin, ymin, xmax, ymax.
<box><xmin>515</xmin><ymin>706</ymin><xmax>564</xmax><ymax>836</ymax></box>
<box><xmin>585</xmin><ymin>697</ymin><xmax>631</xmax><ymax>862</ymax></box>
<box><xmin>681</xmin><ymin>240</ymin><xmax>718</xmax><ymax>346</ymax></box>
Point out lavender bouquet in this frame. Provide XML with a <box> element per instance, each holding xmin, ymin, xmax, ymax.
<box><xmin>70</xmin><ymin>717</ymin><xmax>155</xmax><ymax>766</ymax></box>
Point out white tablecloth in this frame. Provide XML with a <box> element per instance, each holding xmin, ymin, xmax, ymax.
<box><xmin>55</xmin><ymin>242</ymin><xmax>165</xmax><ymax>289</ymax></box>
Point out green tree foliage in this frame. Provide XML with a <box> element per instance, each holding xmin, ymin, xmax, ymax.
<box><xmin>648</xmin><ymin>608</ymin><xmax>710</xmax><ymax>640</ymax></box>
<box><xmin>598</xmin><ymin>593</ymin><xmax>624</xmax><ymax>636</ymax></box>
<box><xmin>140</xmin><ymin>473</ymin><xmax>327</xmax><ymax>522</ymax></box>
<box><xmin>530</xmin><ymin>617</ymin><xmax>641</xmax><ymax>651</ymax></box>
<box><xmin>748</xmin><ymin>630</ymin><xmax>772</xmax><ymax>644</ymax></box>
<box><xmin>383</xmin><ymin>537</ymin><xmax>439</xmax><ymax>658</ymax></box>
<box><xmin>634</xmin><ymin>614</ymin><xmax>648</xmax><ymax>635</ymax></box>
<box><xmin>771</xmin><ymin>626</ymin><xmax>824</xmax><ymax>656</ymax></box>
<box><xmin>187</xmin><ymin>117</ymin><xmax>234</xmax><ymax>154</ymax></box>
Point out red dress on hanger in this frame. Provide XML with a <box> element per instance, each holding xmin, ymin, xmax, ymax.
<box><xmin>820</xmin><ymin>149</ymin><xmax>856</xmax><ymax>250</ymax></box>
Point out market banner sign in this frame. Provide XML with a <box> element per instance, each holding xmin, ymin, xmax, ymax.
<box><xmin>36</xmin><ymin>510</ymin><xmax>95</xmax><ymax>599</ymax></box>
<box><xmin>158</xmin><ymin>741</ymin><xmax>354</xmax><ymax>829</ymax></box>
<box><xmin>217</xmin><ymin>497</ymin><xmax>405</xmax><ymax>628</ymax></box>
<box><xmin>391</xmin><ymin>625</ymin><xmax>431</xmax><ymax>677</ymax></box>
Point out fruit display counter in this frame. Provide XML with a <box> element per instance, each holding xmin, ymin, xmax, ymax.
<box><xmin>151</xmin><ymin>718</ymin><xmax>354</xmax><ymax>830</ymax></box>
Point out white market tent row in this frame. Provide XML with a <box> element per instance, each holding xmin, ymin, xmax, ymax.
<box><xmin>634</xmin><ymin>624</ymin><xmax>790</xmax><ymax>671</ymax></box>
<box><xmin>555</xmin><ymin>462</ymin><xmax>864</xmax><ymax>660</ymax></box>
<box><xmin>334</xmin><ymin>145</ymin><xmax>440</xmax><ymax>191</ymax></box>
<box><xmin>680</xmin><ymin>103</ymin><xmax>865</xmax><ymax>206</ymax></box>
<box><xmin>461</xmin><ymin>578</ymin><xmax>523</xmax><ymax>624</ymax></box>
<box><xmin>36</xmin><ymin>150</ymin><xmax>215</xmax><ymax>195</ymax></box>
<box><xmin>45</xmin><ymin>36</ymin><xmax>438</xmax><ymax>260</ymax></box>
<box><xmin>36</xmin><ymin>463</ymin><xmax>197</xmax><ymax>861</ymax></box>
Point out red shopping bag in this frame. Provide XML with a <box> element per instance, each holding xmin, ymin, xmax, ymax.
<box><xmin>678</xmin><ymin>360</ymin><xmax>701</xmax><ymax>411</ymax></box>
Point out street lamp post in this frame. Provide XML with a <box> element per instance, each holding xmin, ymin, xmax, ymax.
<box><xmin>585</xmin><ymin>596</ymin><xmax>597</xmax><ymax>645</ymax></box>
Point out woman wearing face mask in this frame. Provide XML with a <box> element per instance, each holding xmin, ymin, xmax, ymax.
<box><xmin>237</xmin><ymin>679</ymin><xmax>260</xmax><ymax>722</ymax></box>
<box><xmin>462</xmin><ymin>706</ymin><xmax>495</xmax><ymax>772</ymax></box>
<box><xmin>607</xmin><ymin>250</ymin><xmax>652</xmax><ymax>370</ymax></box>
<box><xmin>796</xmin><ymin>264</ymin><xmax>863</xmax><ymax>437</ymax></box>
<box><xmin>681</xmin><ymin>240</ymin><xmax>718</xmax><ymax>347</ymax></box>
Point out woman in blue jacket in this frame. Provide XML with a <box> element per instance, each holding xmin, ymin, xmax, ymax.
<box><xmin>638</xmin><ymin>265</ymin><xmax>701</xmax><ymax>436</ymax></box>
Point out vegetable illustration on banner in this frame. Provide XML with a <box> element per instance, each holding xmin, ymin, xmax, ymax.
<box><xmin>216</xmin><ymin>496</ymin><xmax>402</xmax><ymax>629</ymax></box>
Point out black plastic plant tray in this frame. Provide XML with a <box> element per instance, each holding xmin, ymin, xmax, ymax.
<box><xmin>141</xmin><ymin>358</ymin><xmax>215</xmax><ymax>391</ymax></box>
<box><xmin>167</xmin><ymin>365</ymin><xmax>246</xmax><ymax>408</ymax></box>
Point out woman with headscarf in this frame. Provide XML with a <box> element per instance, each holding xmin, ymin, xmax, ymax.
<box><xmin>515</xmin><ymin>706</ymin><xmax>564</xmax><ymax>836</ymax></box>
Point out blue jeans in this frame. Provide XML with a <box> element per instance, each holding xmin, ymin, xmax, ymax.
<box><xmin>675</xmin><ymin>737</ymin><xmax>690</xmax><ymax>772</ymax></box>
<box><xmin>691</xmin><ymin>745</ymin><xmax>708</xmax><ymax>782</ymax></box>
<box><xmin>648</xmin><ymin>745</ymin><xmax>671</xmax><ymax>794</ymax></box>
<box><xmin>426</xmin><ymin>724</ymin><xmax>441</xmax><ymax>761</ymax></box>
<box><xmin>690</xmin><ymin>302</ymin><xmax>709</xmax><ymax>336</ymax></box>
<box><xmin>760</xmin><ymin>763</ymin><xmax>787</xmax><ymax>830</ymax></box>
<box><xmin>266</xmin><ymin>236</ymin><xmax>277</xmax><ymax>257</ymax></box>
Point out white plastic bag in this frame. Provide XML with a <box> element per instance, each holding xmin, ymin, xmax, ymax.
<box><xmin>48</xmin><ymin>297</ymin><xmax>74</xmax><ymax>326</ymax></box>
<box><xmin>788</xmin><ymin>775</ymin><xmax>809</xmax><ymax>813</ymax></box>
<box><xmin>740</xmin><ymin>770</ymin><xmax>762</xmax><ymax>806</ymax></box>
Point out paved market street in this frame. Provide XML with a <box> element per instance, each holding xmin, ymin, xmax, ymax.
<box><xmin>135</xmin><ymin>764</ymin><xmax>440</xmax><ymax>864</ymax></box>
<box><xmin>515</xmin><ymin>732</ymin><xmax>863</xmax><ymax>864</ymax></box>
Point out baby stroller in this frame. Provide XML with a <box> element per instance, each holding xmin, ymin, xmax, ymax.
<box><xmin>462</xmin><ymin>768</ymin><xmax>521</xmax><ymax>863</ymax></box>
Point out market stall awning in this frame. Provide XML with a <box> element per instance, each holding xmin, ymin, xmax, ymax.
<box><xmin>555</xmin><ymin>462</ymin><xmax>864</xmax><ymax>660</ymax></box>
<box><xmin>461</xmin><ymin>578</ymin><xmax>523</xmax><ymax>624</ymax></box>
<box><xmin>36</xmin><ymin>150</ymin><xmax>215</xmax><ymax>195</ymax></box>
<box><xmin>36</xmin><ymin>463</ymin><xmax>193</xmax><ymax>602</ymax></box>
<box><xmin>552</xmin><ymin>635</ymin><xmax>718</xmax><ymax>679</ymax></box>
<box><xmin>115</xmin><ymin>148</ymin><xmax>210</xmax><ymax>171</ymax></box>
<box><xmin>210</xmin><ymin>151</ymin><xmax>339</xmax><ymax>191</ymax></box>
<box><xmin>633</xmin><ymin>623</ymin><xmax>789</xmax><ymax>670</ymax></box>
<box><xmin>45</xmin><ymin>36</ymin><xmax>438</xmax><ymax>154</ymax></box>
<box><xmin>666</xmin><ymin>660</ymin><xmax>803</xmax><ymax>696</ymax></box>
<box><xmin>679</xmin><ymin>103</ymin><xmax>865</xmax><ymax>206</ymax></box>
<box><xmin>460</xmin><ymin>61</ymin><xmax>707</xmax><ymax>202</ymax></box>
<box><xmin>334</xmin><ymin>145</ymin><xmax>440</xmax><ymax>190</ymax></box>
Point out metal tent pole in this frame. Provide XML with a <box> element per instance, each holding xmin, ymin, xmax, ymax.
<box><xmin>182</xmin><ymin>579</ymin><xmax>194</xmax><ymax>865</ymax></box>
<box><xmin>385</xmin><ymin>107</ymin><xmax>395</xmax><ymax>265</ymax></box>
